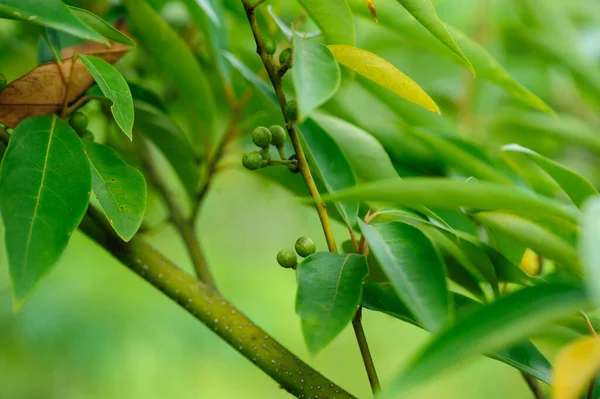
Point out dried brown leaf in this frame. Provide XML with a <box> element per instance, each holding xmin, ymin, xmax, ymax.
<box><xmin>0</xmin><ymin>41</ymin><xmax>131</xmax><ymax>128</ymax></box>
<box><xmin>364</xmin><ymin>0</ymin><xmax>378</xmax><ymax>22</ymax></box>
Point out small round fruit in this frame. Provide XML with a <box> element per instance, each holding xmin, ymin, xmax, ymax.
<box><xmin>242</xmin><ymin>151</ymin><xmax>264</xmax><ymax>170</ymax></box>
<box><xmin>295</xmin><ymin>236</ymin><xmax>316</xmax><ymax>258</ymax></box>
<box><xmin>0</xmin><ymin>73</ymin><xmax>6</xmax><ymax>91</ymax></box>
<box><xmin>263</xmin><ymin>38</ymin><xmax>276</xmax><ymax>55</ymax></box>
<box><xmin>80</xmin><ymin>129</ymin><xmax>95</xmax><ymax>141</ymax></box>
<box><xmin>269</xmin><ymin>125</ymin><xmax>286</xmax><ymax>147</ymax></box>
<box><xmin>252</xmin><ymin>126</ymin><xmax>272</xmax><ymax>148</ymax></box>
<box><xmin>69</xmin><ymin>112</ymin><xmax>88</xmax><ymax>132</ymax></box>
<box><xmin>279</xmin><ymin>48</ymin><xmax>292</xmax><ymax>65</ymax></box>
<box><xmin>277</xmin><ymin>248</ymin><xmax>297</xmax><ymax>269</ymax></box>
<box><xmin>285</xmin><ymin>100</ymin><xmax>298</xmax><ymax>122</ymax></box>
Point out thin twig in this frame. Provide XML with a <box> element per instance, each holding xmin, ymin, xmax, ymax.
<box><xmin>581</xmin><ymin>311</ymin><xmax>598</xmax><ymax>337</ymax></box>
<box><xmin>521</xmin><ymin>373</ymin><xmax>546</xmax><ymax>399</ymax></box>
<box><xmin>60</xmin><ymin>55</ymin><xmax>79</xmax><ymax>118</ymax></box>
<box><xmin>352</xmin><ymin>308</ymin><xmax>380</xmax><ymax>394</ymax></box>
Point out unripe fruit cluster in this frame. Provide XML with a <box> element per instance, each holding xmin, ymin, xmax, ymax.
<box><xmin>276</xmin><ymin>236</ymin><xmax>317</xmax><ymax>269</ymax></box>
<box><xmin>242</xmin><ymin>125</ymin><xmax>287</xmax><ymax>171</ymax></box>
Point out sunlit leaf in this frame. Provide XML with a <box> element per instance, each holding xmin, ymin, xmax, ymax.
<box><xmin>85</xmin><ymin>142</ymin><xmax>146</xmax><ymax>241</ymax></box>
<box><xmin>329</xmin><ymin>45</ymin><xmax>440</xmax><ymax>114</ymax></box>
<box><xmin>552</xmin><ymin>336</ymin><xmax>600</xmax><ymax>399</ymax></box>
<box><xmin>0</xmin><ymin>115</ymin><xmax>90</xmax><ymax>309</ymax></box>
<box><xmin>581</xmin><ymin>197</ymin><xmax>600</xmax><ymax>307</ymax></box>
<box><xmin>296</xmin><ymin>0</ymin><xmax>355</xmax><ymax>45</ymax></box>
<box><xmin>296</xmin><ymin>252</ymin><xmax>369</xmax><ymax>355</ymax></box>
<box><xmin>68</xmin><ymin>6</ymin><xmax>135</xmax><ymax>46</ymax></box>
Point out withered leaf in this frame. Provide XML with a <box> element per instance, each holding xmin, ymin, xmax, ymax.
<box><xmin>0</xmin><ymin>41</ymin><xmax>131</xmax><ymax>128</ymax></box>
<box><xmin>363</xmin><ymin>0</ymin><xmax>378</xmax><ymax>22</ymax></box>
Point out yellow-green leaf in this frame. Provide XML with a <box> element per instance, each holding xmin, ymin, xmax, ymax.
<box><xmin>328</xmin><ymin>45</ymin><xmax>440</xmax><ymax>114</ymax></box>
<box><xmin>552</xmin><ymin>336</ymin><xmax>600</xmax><ymax>399</ymax></box>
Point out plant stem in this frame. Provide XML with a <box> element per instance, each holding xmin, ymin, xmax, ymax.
<box><xmin>135</xmin><ymin>138</ymin><xmax>217</xmax><ymax>288</ymax></box>
<box><xmin>352</xmin><ymin>308</ymin><xmax>380</xmax><ymax>394</ymax></box>
<box><xmin>239</xmin><ymin>2</ymin><xmax>381</xmax><ymax>395</ymax></box>
<box><xmin>521</xmin><ymin>372</ymin><xmax>546</xmax><ymax>399</ymax></box>
<box><xmin>79</xmin><ymin>212</ymin><xmax>356</xmax><ymax>399</ymax></box>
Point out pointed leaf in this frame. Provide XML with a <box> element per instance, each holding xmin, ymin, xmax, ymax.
<box><xmin>223</xmin><ymin>52</ymin><xmax>279</xmax><ymax>105</ymax></box>
<box><xmin>0</xmin><ymin>115</ymin><xmax>91</xmax><ymax>308</ymax></box>
<box><xmin>503</xmin><ymin>144</ymin><xmax>598</xmax><ymax>208</ymax></box>
<box><xmin>133</xmin><ymin>101</ymin><xmax>199</xmax><ymax>202</ymax></box>
<box><xmin>292</xmin><ymin>36</ymin><xmax>340</xmax><ymax>121</ymax></box>
<box><xmin>552</xmin><ymin>336</ymin><xmax>600</xmax><ymax>399</ymax></box>
<box><xmin>359</xmin><ymin>220</ymin><xmax>450</xmax><ymax>332</ymax></box>
<box><xmin>296</xmin><ymin>252</ymin><xmax>369</xmax><ymax>355</ymax></box>
<box><xmin>384</xmin><ymin>283</ymin><xmax>589</xmax><ymax>397</ymax></box>
<box><xmin>68</xmin><ymin>6</ymin><xmax>135</xmax><ymax>46</ymax></box>
<box><xmin>581</xmin><ymin>197</ymin><xmax>600</xmax><ymax>307</ymax></box>
<box><xmin>323</xmin><ymin>178</ymin><xmax>580</xmax><ymax>223</ymax></box>
<box><xmin>84</xmin><ymin>142</ymin><xmax>146</xmax><ymax>241</ymax></box>
<box><xmin>329</xmin><ymin>45</ymin><xmax>439</xmax><ymax>114</ymax></box>
<box><xmin>473</xmin><ymin>211</ymin><xmax>580</xmax><ymax>275</ymax></box>
<box><xmin>40</xmin><ymin>27</ymin><xmax>62</xmax><ymax>64</ymax></box>
<box><xmin>296</xmin><ymin>0</ymin><xmax>355</xmax><ymax>45</ymax></box>
<box><xmin>79</xmin><ymin>54</ymin><xmax>134</xmax><ymax>139</ymax></box>
<box><xmin>394</xmin><ymin>0</ymin><xmax>473</xmax><ymax>73</ymax></box>
<box><xmin>0</xmin><ymin>0</ymin><xmax>107</xmax><ymax>44</ymax></box>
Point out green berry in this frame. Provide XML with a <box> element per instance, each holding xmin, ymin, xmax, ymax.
<box><xmin>285</xmin><ymin>100</ymin><xmax>298</xmax><ymax>122</ymax></box>
<box><xmin>0</xmin><ymin>73</ymin><xmax>6</xmax><ymax>91</ymax></box>
<box><xmin>279</xmin><ymin>48</ymin><xmax>292</xmax><ymax>65</ymax></box>
<box><xmin>295</xmin><ymin>236</ymin><xmax>316</xmax><ymax>258</ymax></box>
<box><xmin>252</xmin><ymin>126</ymin><xmax>272</xmax><ymax>148</ymax></box>
<box><xmin>277</xmin><ymin>248</ymin><xmax>297</xmax><ymax>269</ymax></box>
<box><xmin>263</xmin><ymin>38</ymin><xmax>277</xmax><ymax>55</ymax></box>
<box><xmin>269</xmin><ymin>125</ymin><xmax>286</xmax><ymax>147</ymax></box>
<box><xmin>242</xmin><ymin>151</ymin><xmax>264</xmax><ymax>170</ymax></box>
<box><xmin>80</xmin><ymin>129</ymin><xmax>95</xmax><ymax>141</ymax></box>
<box><xmin>288</xmin><ymin>154</ymin><xmax>300</xmax><ymax>173</ymax></box>
<box><xmin>69</xmin><ymin>112</ymin><xmax>88</xmax><ymax>132</ymax></box>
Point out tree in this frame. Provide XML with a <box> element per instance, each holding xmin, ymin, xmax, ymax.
<box><xmin>1</xmin><ymin>0</ymin><xmax>600</xmax><ymax>398</ymax></box>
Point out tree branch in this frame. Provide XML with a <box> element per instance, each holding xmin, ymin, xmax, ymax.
<box><xmin>78</xmin><ymin>212</ymin><xmax>357</xmax><ymax>399</ymax></box>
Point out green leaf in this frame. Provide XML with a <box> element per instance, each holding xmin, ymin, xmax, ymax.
<box><xmin>296</xmin><ymin>0</ymin><xmax>355</xmax><ymax>45</ymax></box>
<box><xmin>329</xmin><ymin>45</ymin><xmax>440</xmax><ymax>114</ymax></box>
<box><xmin>84</xmin><ymin>142</ymin><xmax>146</xmax><ymax>242</ymax></box>
<box><xmin>68</xmin><ymin>6</ymin><xmax>135</xmax><ymax>46</ymax></box>
<box><xmin>0</xmin><ymin>115</ymin><xmax>91</xmax><ymax>309</ymax></box>
<box><xmin>40</xmin><ymin>27</ymin><xmax>62</xmax><ymax>64</ymax></box>
<box><xmin>502</xmin><ymin>144</ymin><xmax>598</xmax><ymax>208</ymax></box>
<box><xmin>362</xmin><ymin>283</ymin><xmax>552</xmax><ymax>384</ymax></box>
<box><xmin>393</xmin><ymin>0</ymin><xmax>473</xmax><ymax>74</ymax></box>
<box><xmin>0</xmin><ymin>0</ymin><xmax>107</xmax><ymax>44</ymax></box>
<box><xmin>581</xmin><ymin>197</ymin><xmax>600</xmax><ymax>307</ymax></box>
<box><xmin>311</xmin><ymin>113</ymin><xmax>397</xmax><ymax>182</ymax></box>
<box><xmin>122</xmin><ymin>0</ymin><xmax>215</xmax><ymax>144</ymax></box>
<box><xmin>298</xmin><ymin>119</ymin><xmax>358</xmax><ymax>227</ymax></box>
<box><xmin>410</xmin><ymin>129</ymin><xmax>511</xmax><ymax>184</ymax></box>
<box><xmin>384</xmin><ymin>283</ymin><xmax>589</xmax><ymax>397</ymax></box>
<box><xmin>267</xmin><ymin>5</ymin><xmax>321</xmax><ymax>41</ymax></box>
<box><xmin>292</xmin><ymin>35</ymin><xmax>340</xmax><ymax>121</ymax></box>
<box><xmin>79</xmin><ymin>54</ymin><xmax>134</xmax><ymax>139</ymax></box>
<box><xmin>133</xmin><ymin>101</ymin><xmax>199</xmax><ymax>202</ymax></box>
<box><xmin>473</xmin><ymin>212</ymin><xmax>580</xmax><ymax>275</ymax></box>
<box><xmin>223</xmin><ymin>52</ymin><xmax>279</xmax><ymax>105</ymax></box>
<box><xmin>323</xmin><ymin>178</ymin><xmax>580</xmax><ymax>223</ymax></box>
<box><xmin>296</xmin><ymin>252</ymin><xmax>369</xmax><ymax>355</ymax></box>
<box><xmin>358</xmin><ymin>220</ymin><xmax>451</xmax><ymax>332</ymax></box>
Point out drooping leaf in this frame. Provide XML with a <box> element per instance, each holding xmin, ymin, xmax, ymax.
<box><xmin>362</xmin><ymin>283</ymin><xmax>552</xmax><ymax>383</ymax></box>
<box><xmin>552</xmin><ymin>336</ymin><xmax>600</xmax><ymax>399</ymax></box>
<box><xmin>296</xmin><ymin>252</ymin><xmax>369</xmax><ymax>355</ymax></box>
<box><xmin>359</xmin><ymin>220</ymin><xmax>451</xmax><ymax>332</ymax></box>
<box><xmin>296</xmin><ymin>0</ymin><xmax>355</xmax><ymax>45</ymax></box>
<box><xmin>0</xmin><ymin>0</ymin><xmax>107</xmax><ymax>44</ymax></box>
<box><xmin>0</xmin><ymin>42</ymin><xmax>131</xmax><ymax>128</ymax></box>
<box><xmin>473</xmin><ymin>212</ymin><xmax>580</xmax><ymax>275</ymax></box>
<box><xmin>267</xmin><ymin>5</ymin><xmax>321</xmax><ymax>42</ymax></box>
<box><xmin>323</xmin><ymin>178</ymin><xmax>580</xmax><ymax>223</ymax></box>
<box><xmin>84</xmin><ymin>142</ymin><xmax>146</xmax><ymax>241</ymax></box>
<box><xmin>581</xmin><ymin>197</ymin><xmax>600</xmax><ymax>307</ymax></box>
<box><xmin>223</xmin><ymin>52</ymin><xmax>279</xmax><ymax>105</ymax></box>
<box><xmin>329</xmin><ymin>45</ymin><xmax>440</xmax><ymax>114</ymax></box>
<box><xmin>122</xmin><ymin>0</ymin><xmax>215</xmax><ymax>145</ymax></box>
<box><xmin>298</xmin><ymin>119</ymin><xmax>359</xmax><ymax>228</ymax></box>
<box><xmin>502</xmin><ymin>144</ymin><xmax>598</xmax><ymax>208</ymax></box>
<box><xmin>393</xmin><ymin>0</ymin><xmax>473</xmax><ymax>74</ymax></box>
<box><xmin>311</xmin><ymin>113</ymin><xmax>397</xmax><ymax>182</ymax></box>
<box><xmin>0</xmin><ymin>115</ymin><xmax>91</xmax><ymax>309</ymax></box>
<box><xmin>383</xmin><ymin>283</ymin><xmax>589</xmax><ymax>397</ymax></box>
<box><xmin>133</xmin><ymin>101</ymin><xmax>199</xmax><ymax>202</ymax></box>
<box><xmin>68</xmin><ymin>6</ymin><xmax>135</xmax><ymax>46</ymax></box>
<box><xmin>292</xmin><ymin>35</ymin><xmax>340</xmax><ymax>121</ymax></box>
<box><xmin>79</xmin><ymin>54</ymin><xmax>134</xmax><ymax>139</ymax></box>
<box><xmin>40</xmin><ymin>27</ymin><xmax>62</xmax><ymax>64</ymax></box>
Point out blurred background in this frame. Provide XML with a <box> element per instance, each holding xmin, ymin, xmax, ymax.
<box><xmin>1</xmin><ymin>0</ymin><xmax>599</xmax><ymax>398</ymax></box>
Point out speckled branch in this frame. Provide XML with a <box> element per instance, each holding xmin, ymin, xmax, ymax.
<box><xmin>79</xmin><ymin>215</ymin><xmax>356</xmax><ymax>399</ymax></box>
